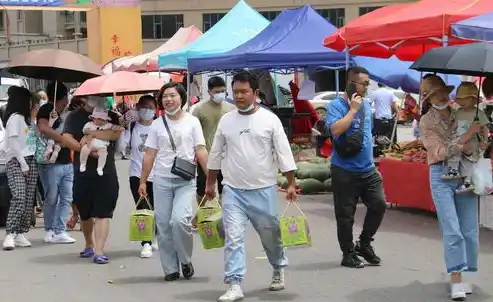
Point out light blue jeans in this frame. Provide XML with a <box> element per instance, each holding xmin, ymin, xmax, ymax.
<box><xmin>429</xmin><ymin>164</ymin><xmax>479</xmax><ymax>273</ymax></box>
<box><xmin>153</xmin><ymin>176</ymin><xmax>195</xmax><ymax>275</ymax></box>
<box><xmin>38</xmin><ymin>164</ymin><xmax>74</xmax><ymax>234</ymax></box>
<box><xmin>222</xmin><ymin>185</ymin><xmax>288</xmax><ymax>284</ymax></box>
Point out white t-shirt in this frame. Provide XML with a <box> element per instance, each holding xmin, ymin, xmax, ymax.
<box><xmin>145</xmin><ymin>113</ymin><xmax>205</xmax><ymax>178</ymax></box>
<box><xmin>369</xmin><ymin>88</ymin><xmax>396</xmax><ymax>119</ymax></box>
<box><xmin>208</xmin><ymin>108</ymin><xmax>297</xmax><ymax>190</ymax></box>
<box><xmin>123</xmin><ymin>121</ymin><xmax>154</xmax><ymax>181</ymax></box>
<box><xmin>5</xmin><ymin>113</ymin><xmax>36</xmax><ymax>160</ymax></box>
<box><xmin>83</xmin><ymin>121</ymin><xmax>112</xmax><ymax>149</ymax></box>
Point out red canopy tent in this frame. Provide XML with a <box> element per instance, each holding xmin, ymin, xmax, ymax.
<box><xmin>324</xmin><ymin>0</ymin><xmax>493</xmax><ymax>61</ymax></box>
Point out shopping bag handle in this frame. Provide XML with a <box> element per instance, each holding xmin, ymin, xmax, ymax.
<box><xmin>281</xmin><ymin>201</ymin><xmax>307</xmax><ymax>219</ymax></box>
<box><xmin>136</xmin><ymin>196</ymin><xmax>153</xmax><ymax>211</ymax></box>
<box><xmin>198</xmin><ymin>195</ymin><xmax>221</xmax><ymax>209</ymax></box>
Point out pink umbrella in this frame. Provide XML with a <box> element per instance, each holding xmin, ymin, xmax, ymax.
<box><xmin>74</xmin><ymin>71</ymin><xmax>164</xmax><ymax>97</ymax></box>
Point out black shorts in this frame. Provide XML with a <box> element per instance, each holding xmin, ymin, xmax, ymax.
<box><xmin>129</xmin><ymin>176</ymin><xmax>154</xmax><ymax>210</ymax></box>
<box><xmin>73</xmin><ymin>171</ymin><xmax>119</xmax><ymax>221</ymax></box>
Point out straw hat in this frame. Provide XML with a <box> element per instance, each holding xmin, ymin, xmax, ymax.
<box><xmin>419</xmin><ymin>74</ymin><xmax>454</xmax><ymax>103</ymax></box>
<box><xmin>455</xmin><ymin>82</ymin><xmax>479</xmax><ymax>99</ymax></box>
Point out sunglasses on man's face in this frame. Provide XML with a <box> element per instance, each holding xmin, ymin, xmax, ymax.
<box><xmin>350</xmin><ymin>80</ymin><xmax>370</xmax><ymax>87</ymax></box>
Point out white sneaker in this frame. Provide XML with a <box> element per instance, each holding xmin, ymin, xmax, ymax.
<box><xmin>461</xmin><ymin>282</ymin><xmax>473</xmax><ymax>295</ymax></box>
<box><xmin>152</xmin><ymin>241</ymin><xmax>159</xmax><ymax>250</ymax></box>
<box><xmin>450</xmin><ymin>283</ymin><xmax>466</xmax><ymax>301</ymax></box>
<box><xmin>51</xmin><ymin>232</ymin><xmax>76</xmax><ymax>244</ymax></box>
<box><xmin>14</xmin><ymin>234</ymin><xmax>31</xmax><ymax>247</ymax></box>
<box><xmin>44</xmin><ymin>231</ymin><xmax>54</xmax><ymax>243</ymax></box>
<box><xmin>3</xmin><ymin>234</ymin><xmax>15</xmax><ymax>250</ymax></box>
<box><xmin>217</xmin><ymin>284</ymin><xmax>244</xmax><ymax>302</ymax></box>
<box><xmin>96</xmin><ymin>168</ymin><xmax>103</xmax><ymax>176</ymax></box>
<box><xmin>140</xmin><ymin>243</ymin><xmax>153</xmax><ymax>258</ymax></box>
<box><xmin>80</xmin><ymin>164</ymin><xmax>86</xmax><ymax>172</ymax></box>
<box><xmin>269</xmin><ymin>268</ymin><xmax>285</xmax><ymax>291</ymax></box>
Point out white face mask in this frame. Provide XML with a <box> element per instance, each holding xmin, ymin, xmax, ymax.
<box><xmin>165</xmin><ymin>107</ymin><xmax>180</xmax><ymax>116</ymax></box>
<box><xmin>432</xmin><ymin>102</ymin><xmax>449</xmax><ymax>110</ymax></box>
<box><xmin>139</xmin><ymin>108</ymin><xmax>155</xmax><ymax>121</ymax></box>
<box><xmin>238</xmin><ymin>103</ymin><xmax>255</xmax><ymax>113</ymax></box>
<box><xmin>212</xmin><ymin>92</ymin><xmax>226</xmax><ymax>103</ymax></box>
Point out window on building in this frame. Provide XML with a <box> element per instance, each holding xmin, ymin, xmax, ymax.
<box><xmin>316</xmin><ymin>8</ymin><xmax>345</xmax><ymax>28</ymax></box>
<box><xmin>141</xmin><ymin>14</ymin><xmax>184</xmax><ymax>39</ymax></box>
<box><xmin>202</xmin><ymin>13</ymin><xmax>226</xmax><ymax>32</ymax></box>
<box><xmin>359</xmin><ymin>6</ymin><xmax>382</xmax><ymax>16</ymax></box>
<box><xmin>0</xmin><ymin>12</ymin><xmax>3</xmax><ymax>30</ymax></box>
<box><xmin>260</xmin><ymin>11</ymin><xmax>281</xmax><ymax>21</ymax></box>
<box><xmin>80</xmin><ymin>12</ymin><xmax>87</xmax><ymax>23</ymax></box>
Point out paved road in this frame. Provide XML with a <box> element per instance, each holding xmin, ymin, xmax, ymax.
<box><xmin>2</xmin><ymin>156</ymin><xmax>493</xmax><ymax>302</ymax></box>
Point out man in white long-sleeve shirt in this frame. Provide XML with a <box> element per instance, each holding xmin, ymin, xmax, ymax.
<box><xmin>205</xmin><ymin>71</ymin><xmax>297</xmax><ymax>302</ymax></box>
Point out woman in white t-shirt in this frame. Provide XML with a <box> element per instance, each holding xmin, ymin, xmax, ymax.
<box><xmin>123</xmin><ymin>95</ymin><xmax>157</xmax><ymax>258</ymax></box>
<box><xmin>139</xmin><ymin>82</ymin><xmax>208</xmax><ymax>281</ymax></box>
<box><xmin>2</xmin><ymin>87</ymin><xmax>39</xmax><ymax>251</ymax></box>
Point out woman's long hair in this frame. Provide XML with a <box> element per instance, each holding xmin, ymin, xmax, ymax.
<box><xmin>2</xmin><ymin>86</ymin><xmax>34</xmax><ymax>128</ymax></box>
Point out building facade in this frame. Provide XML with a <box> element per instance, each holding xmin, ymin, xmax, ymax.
<box><xmin>0</xmin><ymin>0</ymin><xmax>412</xmax><ymax>61</ymax></box>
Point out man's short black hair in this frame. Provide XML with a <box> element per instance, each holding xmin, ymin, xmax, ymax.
<box><xmin>208</xmin><ymin>76</ymin><xmax>226</xmax><ymax>91</ymax></box>
<box><xmin>231</xmin><ymin>70</ymin><xmax>259</xmax><ymax>92</ymax></box>
<box><xmin>347</xmin><ymin>66</ymin><xmax>370</xmax><ymax>82</ymax></box>
<box><xmin>46</xmin><ymin>81</ymin><xmax>68</xmax><ymax>102</ymax></box>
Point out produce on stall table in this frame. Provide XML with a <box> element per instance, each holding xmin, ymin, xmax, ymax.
<box><xmin>277</xmin><ymin>157</ymin><xmax>332</xmax><ymax>194</ymax></box>
<box><xmin>381</xmin><ymin>140</ymin><xmax>427</xmax><ymax>163</ymax></box>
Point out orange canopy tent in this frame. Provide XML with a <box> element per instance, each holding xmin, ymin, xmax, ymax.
<box><xmin>324</xmin><ymin>0</ymin><xmax>493</xmax><ymax>61</ymax></box>
<box><xmin>114</xmin><ymin>25</ymin><xmax>202</xmax><ymax>72</ymax></box>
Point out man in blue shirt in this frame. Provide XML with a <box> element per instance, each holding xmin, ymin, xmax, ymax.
<box><xmin>326</xmin><ymin>66</ymin><xmax>386</xmax><ymax>269</ymax></box>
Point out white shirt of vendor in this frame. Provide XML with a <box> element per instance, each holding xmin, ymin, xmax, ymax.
<box><xmin>208</xmin><ymin>107</ymin><xmax>297</xmax><ymax>190</ymax></box>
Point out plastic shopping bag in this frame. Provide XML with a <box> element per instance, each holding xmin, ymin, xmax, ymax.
<box><xmin>195</xmin><ymin>197</ymin><xmax>225</xmax><ymax>250</ymax></box>
<box><xmin>472</xmin><ymin>158</ymin><xmax>493</xmax><ymax>196</ymax></box>
<box><xmin>129</xmin><ymin>197</ymin><xmax>155</xmax><ymax>242</ymax></box>
<box><xmin>279</xmin><ymin>202</ymin><xmax>311</xmax><ymax>247</ymax></box>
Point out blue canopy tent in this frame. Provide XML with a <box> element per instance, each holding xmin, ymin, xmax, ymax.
<box><xmin>158</xmin><ymin>0</ymin><xmax>269</xmax><ymax>70</ymax></box>
<box><xmin>188</xmin><ymin>5</ymin><xmax>348</xmax><ymax>73</ymax></box>
<box><xmin>451</xmin><ymin>12</ymin><xmax>493</xmax><ymax>42</ymax></box>
<box><xmin>353</xmin><ymin>56</ymin><xmax>462</xmax><ymax>94</ymax></box>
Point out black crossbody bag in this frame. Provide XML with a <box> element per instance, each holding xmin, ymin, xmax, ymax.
<box><xmin>332</xmin><ymin>105</ymin><xmax>366</xmax><ymax>158</ymax></box>
<box><xmin>161</xmin><ymin>116</ymin><xmax>197</xmax><ymax>180</ymax></box>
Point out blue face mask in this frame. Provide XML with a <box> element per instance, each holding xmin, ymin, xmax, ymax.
<box><xmin>139</xmin><ymin>108</ymin><xmax>155</xmax><ymax>121</ymax></box>
<box><xmin>432</xmin><ymin>102</ymin><xmax>449</xmax><ymax>110</ymax></box>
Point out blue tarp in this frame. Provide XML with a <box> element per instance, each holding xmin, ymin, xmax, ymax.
<box><xmin>188</xmin><ymin>5</ymin><xmax>348</xmax><ymax>73</ymax></box>
<box><xmin>451</xmin><ymin>12</ymin><xmax>493</xmax><ymax>42</ymax></box>
<box><xmin>353</xmin><ymin>56</ymin><xmax>462</xmax><ymax>94</ymax></box>
<box><xmin>158</xmin><ymin>0</ymin><xmax>269</xmax><ymax>70</ymax></box>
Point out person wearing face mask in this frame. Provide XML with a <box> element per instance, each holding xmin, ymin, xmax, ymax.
<box><xmin>139</xmin><ymin>82</ymin><xmax>208</xmax><ymax>281</ymax></box>
<box><xmin>122</xmin><ymin>95</ymin><xmax>158</xmax><ymax>258</ymax></box>
<box><xmin>419</xmin><ymin>75</ymin><xmax>482</xmax><ymax>300</ymax></box>
<box><xmin>36</xmin><ymin>82</ymin><xmax>77</xmax><ymax>244</ymax></box>
<box><xmin>63</xmin><ymin>96</ymin><xmax>123</xmax><ymax>264</ymax></box>
<box><xmin>192</xmin><ymin>77</ymin><xmax>235</xmax><ymax>208</ymax></box>
<box><xmin>205</xmin><ymin>71</ymin><xmax>297</xmax><ymax>301</ymax></box>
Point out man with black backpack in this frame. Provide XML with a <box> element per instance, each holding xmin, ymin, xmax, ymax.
<box><xmin>326</xmin><ymin>66</ymin><xmax>386</xmax><ymax>269</ymax></box>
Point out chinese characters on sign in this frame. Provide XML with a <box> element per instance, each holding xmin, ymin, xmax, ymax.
<box><xmin>110</xmin><ymin>34</ymin><xmax>132</xmax><ymax>58</ymax></box>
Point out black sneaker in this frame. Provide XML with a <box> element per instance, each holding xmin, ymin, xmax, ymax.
<box><xmin>164</xmin><ymin>272</ymin><xmax>180</xmax><ymax>281</ymax></box>
<box><xmin>355</xmin><ymin>240</ymin><xmax>381</xmax><ymax>265</ymax></box>
<box><xmin>182</xmin><ymin>263</ymin><xmax>195</xmax><ymax>279</ymax></box>
<box><xmin>341</xmin><ymin>252</ymin><xmax>364</xmax><ymax>268</ymax></box>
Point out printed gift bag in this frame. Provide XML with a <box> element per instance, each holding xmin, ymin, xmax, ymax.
<box><xmin>472</xmin><ymin>158</ymin><xmax>493</xmax><ymax>196</ymax></box>
<box><xmin>129</xmin><ymin>197</ymin><xmax>155</xmax><ymax>242</ymax></box>
<box><xmin>280</xmin><ymin>202</ymin><xmax>311</xmax><ymax>247</ymax></box>
<box><xmin>196</xmin><ymin>198</ymin><xmax>225</xmax><ymax>250</ymax></box>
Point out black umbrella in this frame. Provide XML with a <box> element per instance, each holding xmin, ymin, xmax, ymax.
<box><xmin>410</xmin><ymin>42</ymin><xmax>493</xmax><ymax>77</ymax></box>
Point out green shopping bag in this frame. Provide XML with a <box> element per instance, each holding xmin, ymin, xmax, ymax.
<box><xmin>129</xmin><ymin>196</ymin><xmax>155</xmax><ymax>242</ymax></box>
<box><xmin>280</xmin><ymin>202</ymin><xmax>311</xmax><ymax>247</ymax></box>
<box><xmin>196</xmin><ymin>196</ymin><xmax>222</xmax><ymax>223</ymax></box>
<box><xmin>197</xmin><ymin>198</ymin><xmax>225</xmax><ymax>250</ymax></box>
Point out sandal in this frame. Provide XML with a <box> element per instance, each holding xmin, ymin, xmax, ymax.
<box><xmin>80</xmin><ymin>248</ymin><xmax>94</xmax><ymax>258</ymax></box>
<box><xmin>93</xmin><ymin>254</ymin><xmax>109</xmax><ymax>264</ymax></box>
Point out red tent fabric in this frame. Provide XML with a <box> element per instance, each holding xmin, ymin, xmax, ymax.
<box><xmin>324</xmin><ymin>0</ymin><xmax>493</xmax><ymax>61</ymax></box>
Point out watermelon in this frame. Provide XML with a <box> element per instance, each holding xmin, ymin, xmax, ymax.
<box><xmin>297</xmin><ymin>178</ymin><xmax>326</xmax><ymax>194</ymax></box>
<box><xmin>309</xmin><ymin>169</ymin><xmax>331</xmax><ymax>182</ymax></box>
<box><xmin>306</xmin><ymin>157</ymin><xmax>330</xmax><ymax>164</ymax></box>
<box><xmin>280</xmin><ymin>177</ymin><xmax>289</xmax><ymax>189</ymax></box>
<box><xmin>323</xmin><ymin>179</ymin><xmax>332</xmax><ymax>192</ymax></box>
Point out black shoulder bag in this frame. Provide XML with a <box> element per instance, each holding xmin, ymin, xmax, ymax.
<box><xmin>161</xmin><ymin>116</ymin><xmax>197</xmax><ymax>180</ymax></box>
<box><xmin>332</xmin><ymin>105</ymin><xmax>366</xmax><ymax>158</ymax></box>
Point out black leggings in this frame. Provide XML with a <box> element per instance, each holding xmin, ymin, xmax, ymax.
<box><xmin>129</xmin><ymin>176</ymin><xmax>155</xmax><ymax>246</ymax></box>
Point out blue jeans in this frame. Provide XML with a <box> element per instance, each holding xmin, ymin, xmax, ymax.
<box><xmin>153</xmin><ymin>176</ymin><xmax>195</xmax><ymax>275</ymax></box>
<box><xmin>222</xmin><ymin>185</ymin><xmax>288</xmax><ymax>284</ymax></box>
<box><xmin>429</xmin><ymin>164</ymin><xmax>479</xmax><ymax>273</ymax></box>
<box><xmin>38</xmin><ymin>164</ymin><xmax>74</xmax><ymax>234</ymax></box>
